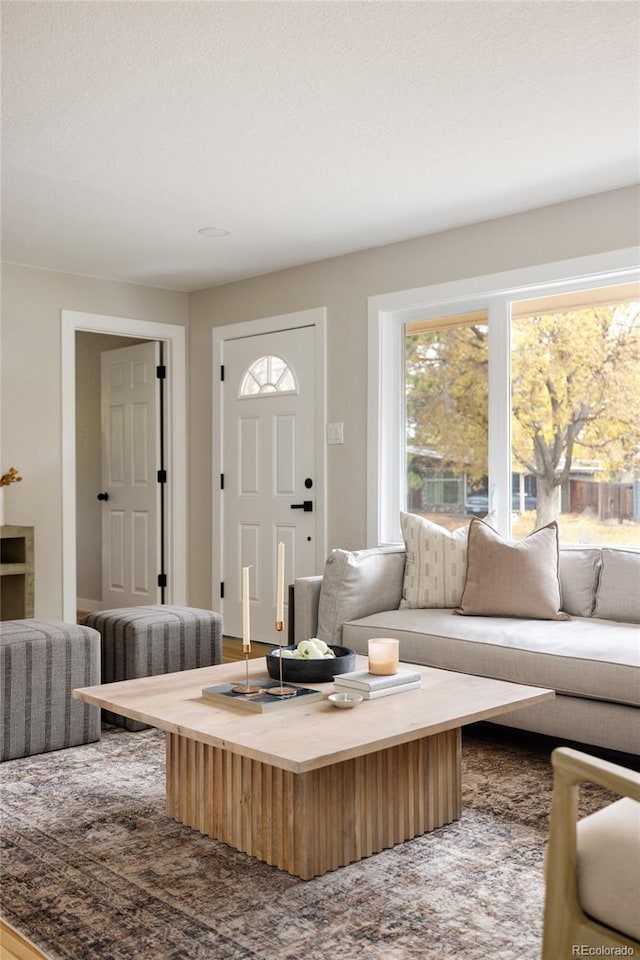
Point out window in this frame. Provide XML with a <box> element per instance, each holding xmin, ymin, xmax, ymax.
<box><xmin>511</xmin><ymin>286</ymin><xmax>640</xmax><ymax>546</ymax></box>
<box><xmin>368</xmin><ymin>253</ymin><xmax>640</xmax><ymax>547</ymax></box>
<box><xmin>239</xmin><ymin>355</ymin><xmax>297</xmax><ymax>397</ymax></box>
<box><xmin>405</xmin><ymin>311</ymin><xmax>488</xmax><ymax>531</ymax></box>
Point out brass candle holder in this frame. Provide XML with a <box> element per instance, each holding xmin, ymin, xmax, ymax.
<box><xmin>266</xmin><ymin>620</ymin><xmax>297</xmax><ymax>697</ymax></box>
<box><xmin>231</xmin><ymin>648</ymin><xmax>261</xmax><ymax>695</ymax></box>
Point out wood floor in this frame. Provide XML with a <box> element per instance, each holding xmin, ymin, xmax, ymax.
<box><xmin>0</xmin><ymin>921</ymin><xmax>51</xmax><ymax>960</ymax></box>
<box><xmin>1</xmin><ymin>636</ymin><xmax>271</xmax><ymax>960</ymax></box>
<box><xmin>222</xmin><ymin>636</ymin><xmax>273</xmax><ymax>663</ymax></box>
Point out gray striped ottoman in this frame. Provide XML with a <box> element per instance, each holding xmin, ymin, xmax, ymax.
<box><xmin>0</xmin><ymin>619</ymin><xmax>101</xmax><ymax>762</ymax></box>
<box><xmin>84</xmin><ymin>605</ymin><xmax>222</xmax><ymax>731</ymax></box>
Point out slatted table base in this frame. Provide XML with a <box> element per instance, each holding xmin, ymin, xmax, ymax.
<box><xmin>165</xmin><ymin>727</ymin><xmax>461</xmax><ymax>879</ymax></box>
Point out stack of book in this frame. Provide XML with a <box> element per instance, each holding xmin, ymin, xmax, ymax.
<box><xmin>333</xmin><ymin>667</ymin><xmax>422</xmax><ymax>699</ymax></box>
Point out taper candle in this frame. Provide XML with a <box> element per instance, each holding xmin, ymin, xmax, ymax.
<box><xmin>242</xmin><ymin>566</ymin><xmax>251</xmax><ymax>652</ymax></box>
<box><xmin>276</xmin><ymin>542</ymin><xmax>285</xmax><ymax>623</ymax></box>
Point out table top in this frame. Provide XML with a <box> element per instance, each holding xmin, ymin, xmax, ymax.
<box><xmin>73</xmin><ymin>656</ymin><xmax>554</xmax><ymax>774</ymax></box>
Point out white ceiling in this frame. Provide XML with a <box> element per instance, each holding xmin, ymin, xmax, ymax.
<box><xmin>2</xmin><ymin>1</ymin><xmax>639</xmax><ymax>293</ymax></box>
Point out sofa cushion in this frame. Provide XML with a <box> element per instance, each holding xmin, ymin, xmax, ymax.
<box><xmin>316</xmin><ymin>546</ymin><xmax>405</xmax><ymax>646</ymax></box>
<box><xmin>577</xmin><ymin>797</ymin><xmax>640</xmax><ymax>941</ymax></box>
<box><xmin>558</xmin><ymin>547</ymin><xmax>601</xmax><ymax>617</ymax></box>
<box><xmin>341</xmin><ymin>608</ymin><xmax>640</xmax><ymax>707</ymax></box>
<box><xmin>399</xmin><ymin>512</ymin><xmax>470</xmax><ymax>609</ymax></box>
<box><xmin>457</xmin><ymin>518</ymin><xmax>569</xmax><ymax>621</ymax></box>
<box><xmin>593</xmin><ymin>548</ymin><xmax>640</xmax><ymax>623</ymax></box>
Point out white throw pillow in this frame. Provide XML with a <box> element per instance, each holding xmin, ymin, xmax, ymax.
<box><xmin>317</xmin><ymin>546</ymin><xmax>406</xmax><ymax>646</ymax></box>
<box><xmin>593</xmin><ymin>548</ymin><xmax>640</xmax><ymax>623</ymax></box>
<box><xmin>400</xmin><ymin>512</ymin><xmax>471</xmax><ymax>609</ymax></box>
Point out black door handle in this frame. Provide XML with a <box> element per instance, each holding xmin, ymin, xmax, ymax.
<box><xmin>290</xmin><ymin>500</ymin><xmax>313</xmax><ymax>512</ymax></box>
<box><xmin>97</xmin><ymin>492</ymin><xmax>109</xmax><ymax>501</ymax></box>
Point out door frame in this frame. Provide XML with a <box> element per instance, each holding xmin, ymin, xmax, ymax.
<box><xmin>212</xmin><ymin>307</ymin><xmax>327</xmax><ymax>621</ymax></box>
<box><xmin>61</xmin><ymin>310</ymin><xmax>187</xmax><ymax>622</ymax></box>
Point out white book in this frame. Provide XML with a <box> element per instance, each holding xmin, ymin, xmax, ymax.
<box><xmin>334</xmin><ymin>667</ymin><xmax>422</xmax><ymax>691</ymax></box>
<box><xmin>361</xmin><ymin>680</ymin><xmax>422</xmax><ymax>699</ymax></box>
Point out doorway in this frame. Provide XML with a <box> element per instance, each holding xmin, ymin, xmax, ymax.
<box><xmin>76</xmin><ymin>334</ymin><xmax>164</xmax><ymax>613</ymax></box>
<box><xmin>61</xmin><ymin>311</ymin><xmax>187</xmax><ymax>623</ymax></box>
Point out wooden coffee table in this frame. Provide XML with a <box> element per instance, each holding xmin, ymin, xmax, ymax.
<box><xmin>74</xmin><ymin>658</ymin><xmax>553</xmax><ymax>879</ymax></box>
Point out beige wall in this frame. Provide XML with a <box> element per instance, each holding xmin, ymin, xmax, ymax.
<box><xmin>0</xmin><ymin>264</ymin><xmax>187</xmax><ymax>618</ymax></box>
<box><xmin>187</xmin><ymin>186</ymin><xmax>640</xmax><ymax>608</ymax></box>
<box><xmin>1</xmin><ymin>187</ymin><xmax>638</xmax><ymax>617</ymax></box>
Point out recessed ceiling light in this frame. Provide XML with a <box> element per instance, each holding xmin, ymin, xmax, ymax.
<box><xmin>198</xmin><ymin>226</ymin><xmax>230</xmax><ymax>238</ymax></box>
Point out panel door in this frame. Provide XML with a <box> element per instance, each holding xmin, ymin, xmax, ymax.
<box><xmin>223</xmin><ymin>327</ymin><xmax>316</xmax><ymax>642</ymax></box>
<box><xmin>100</xmin><ymin>341</ymin><xmax>160</xmax><ymax>608</ymax></box>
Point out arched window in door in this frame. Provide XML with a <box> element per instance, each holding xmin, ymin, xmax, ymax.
<box><xmin>239</xmin><ymin>354</ymin><xmax>297</xmax><ymax>397</ymax></box>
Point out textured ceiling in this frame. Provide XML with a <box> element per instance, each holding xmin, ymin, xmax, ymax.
<box><xmin>1</xmin><ymin>1</ymin><xmax>639</xmax><ymax>292</ymax></box>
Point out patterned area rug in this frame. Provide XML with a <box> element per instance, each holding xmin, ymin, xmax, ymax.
<box><xmin>0</xmin><ymin>725</ymin><xmax>613</xmax><ymax>960</ymax></box>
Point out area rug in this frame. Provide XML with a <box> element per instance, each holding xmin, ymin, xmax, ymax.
<box><xmin>0</xmin><ymin>725</ymin><xmax>613</xmax><ymax>960</ymax></box>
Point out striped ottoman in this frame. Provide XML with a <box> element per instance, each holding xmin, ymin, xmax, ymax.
<box><xmin>0</xmin><ymin>619</ymin><xmax>101</xmax><ymax>762</ymax></box>
<box><xmin>84</xmin><ymin>605</ymin><xmax>222</xmax><ymax>731</ymax></box>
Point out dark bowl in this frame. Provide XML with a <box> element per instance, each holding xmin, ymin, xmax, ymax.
<box><xmin>266</xmin><ymin>645</ymin><xmax>356</xmax><ymax>684</ymax></box>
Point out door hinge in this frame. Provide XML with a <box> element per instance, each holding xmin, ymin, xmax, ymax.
<box><xmin>157</xmin><ymin>469</ymin><xmax>167</xmax><ymax>484</ymax></box>
<box><xmin>157</xmin><ymin>573</ymin><xmax>167</xmax><ymax>588</ymax></box>
<box><xmin>156</xmin><ymin>364</ymin><xmax>166</xmax><ymax>380</ymax></box>
<box><xmin>220</xmin><ymin>364</ymin><xmax>225</xmax><ymax>382</ymax></box>
<box><xmin>220</xmin><ymin>473</ymin><xmax>224</xmax><ymax>490</ymax></box>
<box><xmin>220</xmin><ymin>582</ymin><xmax>225</xmax><ymax>599</ymax></box>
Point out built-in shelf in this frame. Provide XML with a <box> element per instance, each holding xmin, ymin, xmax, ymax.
<box><xmin>0</xmin><ymin>525</ymin><xmax>34</xmax><ymax>619</ymax></box>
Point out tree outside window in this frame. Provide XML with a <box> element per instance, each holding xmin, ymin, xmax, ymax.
<box><xmin>404</xmin><ymin>286</ymin><xmax>640</xmax><ymax>546</ymax></box>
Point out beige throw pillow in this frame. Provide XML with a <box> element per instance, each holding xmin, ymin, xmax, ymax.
<box><xmin>593</xmin><ymin>548</ymin><xmax>640</xmax><ymax>623</ymax></box>
<box><xmin>317</xmin><ymin>546</ymin><xmax>406</xmax><ymax>646</ymax></box>
<box><xmin>400</xmin><ymin>512</ymin><xmax>470</xmax><ymax>609</ymax></box>
<box><xmin>456</xmin><ymin>518</ymin><xmax>569</xmax><ymax>620</ymax></box>
<box><xmin>558</xmin><ymin>548</ymin><xmax>602</xmax><ymax>617</ymax></box>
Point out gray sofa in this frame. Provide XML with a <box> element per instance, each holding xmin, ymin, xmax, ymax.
<box><xmin>293</xmin><ymin>544</ymin><xmax>640</xmax><ymax>756</ymax></box>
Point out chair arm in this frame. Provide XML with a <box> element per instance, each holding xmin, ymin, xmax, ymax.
<box><xmin>293</xmin><ymin>576</ymin><xmax>323</xmax><ymax>644</ymax></box>
<box><xmin>552</xmin><ymin>747</ymin><xmax>640</xmax><ymax>801</ymax></box>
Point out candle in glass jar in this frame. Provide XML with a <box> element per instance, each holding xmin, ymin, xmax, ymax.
<box><xmin>368</xmin><ymin>638</ymin><xmax>399</xmax><ymax>675</ymax></box>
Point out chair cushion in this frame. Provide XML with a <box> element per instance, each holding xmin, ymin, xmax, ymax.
<box><xmin>577</xmin><ymin>797</ymin><xmax>640</xmax><ymax>941</ymax></box>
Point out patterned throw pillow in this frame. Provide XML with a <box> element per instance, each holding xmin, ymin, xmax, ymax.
<box><xmin>400</xmin><ymin>512</ymin><xmax>470</xmax><ymax>609</ymax></box>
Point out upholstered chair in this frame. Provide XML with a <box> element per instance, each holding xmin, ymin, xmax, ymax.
<box><xmin>542</xmin><ymin>746</ymin><xmax>640</xmax><ymax>959</ymax></box>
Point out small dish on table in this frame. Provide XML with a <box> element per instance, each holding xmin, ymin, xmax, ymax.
<box><xmin>328</xmin><ymin>691</ymin><xmax>363</xmax><ymax>709</ymax></box>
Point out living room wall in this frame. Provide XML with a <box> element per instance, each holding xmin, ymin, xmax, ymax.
<box><xmin>187</xmin><ymin>185</ymin><xmax>640</xmax><ymax>609</ymax></box>
<box><xmin>0</xmin><ymin>264</ymin><xmax>188</xmax><ymax>617</ymax></box>
<box><xmin>1</xmin><ymin>187</ymin><xmax>637</xmax><ymax>619</ymax></box>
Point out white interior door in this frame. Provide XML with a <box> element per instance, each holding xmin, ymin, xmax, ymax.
<box><xmin>223</xmin><ymin>327</ymin><xmax>317</xmax><ymax>642</ymax></box>
<box><xmin>100</xmin><ymin>341</ymin><xmax>161</xmax><ymax>608</ymax></box>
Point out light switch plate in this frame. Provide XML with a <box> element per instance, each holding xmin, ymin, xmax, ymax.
<box><xmin>327</xmin><ymin>422</ymin><xmax>344</xmax><ymax>444</ymax></box>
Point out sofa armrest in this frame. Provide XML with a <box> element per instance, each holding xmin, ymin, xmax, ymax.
<box><xmin>293</xmin><ymin>576</ymin><xmax>323</xmax><ymax>644</ymax></box>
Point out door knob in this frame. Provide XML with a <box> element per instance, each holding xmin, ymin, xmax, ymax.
<box><xmin>97</xmin><ymin>492</ymin><xmax>109</xmax><ymax>501</ymax></box>
<box><xmin>291</xmin><ymin>500</ymin><xmax>313</xmax><ymax>512</ymax></box>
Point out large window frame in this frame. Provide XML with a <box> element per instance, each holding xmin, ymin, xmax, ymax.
<box><xmin>367</xmin><ymin>248</ymin><xmax>640</xmax><ymax>546</ymax></box>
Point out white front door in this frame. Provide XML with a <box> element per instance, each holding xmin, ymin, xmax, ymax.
<box><xmin>100</xmin><ymin>341</ymin><xmax>161</xmax><ymax>608</ymax></box>
<box><xmin>222</xmin><ymin>326</ymin><xmax>317</xmax><ymax>642</ymax></box>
